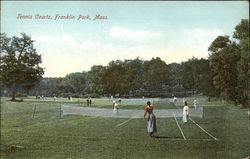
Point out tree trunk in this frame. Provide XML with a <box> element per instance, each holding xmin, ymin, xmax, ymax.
<box><xmin>12</xmin><ymin>91</ymin><xmax>16</xmax><ymax>101</ymax></box>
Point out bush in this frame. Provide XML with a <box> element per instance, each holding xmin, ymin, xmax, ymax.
<box><xmin>15</xmin><ymin>93</ymin><xmax>27</xmax><ymax>97</ymax></box>
<box><xmin>83</xmin><ymin>93</ymin><xmax>101</xmax><ymax>98</ymax></box>
<box><xmin>60</xmin><ymin>93</ymin><xmax>84</xmax><ymax>98</ymax></box>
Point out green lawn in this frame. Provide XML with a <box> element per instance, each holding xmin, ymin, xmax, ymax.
<box><xmin>0</xmin><ymin>96</ymin><xmax>249</xmax><ymax>159</ymax></box>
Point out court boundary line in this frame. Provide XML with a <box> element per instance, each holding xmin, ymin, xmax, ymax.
<box><xmin>116</xmin><ymin>117</ymin><xmax>134</xmax><ymax>127</ymax></box>
<box><xmin>115</xmin><ymin>105</ymin><xmax>144</xmax><ymax>127</ymax></box>
<box><xmin>20</xmin><ymin>135</ymin><xmax>216</xmax><ymax>141</ymax></box>
<box><xmin>173</xmin><ymin>112</ymin><xmax>186</xmax><ymax>140</ymax></box>
<box><xmin>189</xmin><ymin>117</ymin><xmax>218</xmax><ymax>141</ymax></box>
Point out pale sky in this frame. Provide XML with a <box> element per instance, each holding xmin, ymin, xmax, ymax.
<box><xmin>1</xmin><ymin>1</ymin><xmax>249</xmax><ymax>77</ymax></box>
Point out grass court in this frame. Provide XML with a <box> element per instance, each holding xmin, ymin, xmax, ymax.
<box><xmin>0</xmin><ymin>96</ymin><xmax>249</xmax><ymax>159</ymax></box>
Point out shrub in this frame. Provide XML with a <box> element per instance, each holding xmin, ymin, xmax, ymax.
<box><xmin>15</xmin><ymin>93</ymin><xmax>27</xmax><ymax>97</ymax></box>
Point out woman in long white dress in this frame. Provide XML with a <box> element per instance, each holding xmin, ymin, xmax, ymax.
<box><xmin>113</xmin><ymin>101</ymin><xmax>118</xmax><ymax>114</ymax></box>
<box><xmin>182</xmin><ymin>101</ymin><xmax>189</xmax><ymax>123</ymax></box>
<box><xmin>144</xmin><ymin>101</ymin><xmax>157</xmax><ymax>137</ymax></box>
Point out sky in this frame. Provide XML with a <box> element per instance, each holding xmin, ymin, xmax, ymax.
<box><xmin>1</xmin><ymin>1</ymin><xmax>249</xmax><ymax>77</ymax></box>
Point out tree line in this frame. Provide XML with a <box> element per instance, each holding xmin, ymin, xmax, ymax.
<box><xmin>26</xmin><ymin>57</ymin><xmax>173</xmax><ymax>98</ymax></box>
<box><xmin>0</xmin><ymin>19</ymin><xmax>248</xmax><ymax>107</ymax></box>
<box><xmin>208</xmin><ymin>19</ymin><xmax>249</xmax><ymax>106</ymax></box>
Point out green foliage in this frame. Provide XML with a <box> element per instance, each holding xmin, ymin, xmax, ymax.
<box><xmin>208</xmin><ymin>19</ymin><xmax>249</xmax><ymax>107</ymax></box>
<box><xmin>235</xmin><ymin>39</ymin><xmax>248</xmax><ymax>106</ymax></box>
<box><xmin>29</xmin><ymin>77</ymin><xmax>63</xmax><ymax>96</ymax></box>
<box><xmin>61</xmin><ymin>72</ymin><xmax>88</xmax><ymax>94</ymax></box>
<box><xmin>233</xmin><ymin>19</ymin><xmax>249</xmax><ymax>106</ymax></box>
<box><xmin>88</xmin><ymin>65</ymin><xmax>106</xmax><ymax>95</ymax></box>
<box><xmin>102</xmin><ymin>60</ymin><xmax>132</xmax><ymax>95</ymax></box>
<box><xmin>168</xmin><ymin>63</ymin><xmax>182</xmax><ymax>87</ymax></box>
<box><xmin>82</xmin><ymin>93</ymin><xmax>101</xmax><ymax>98</ymax></box>
<box><xmin>233</xmin><ymin>19</ymin><xmax>249</xmax><ymax>40</ymax></box>
<box><xmin>0</xmin><ymin>33</ymin><xmax>44</xmax><ymax>100</ymax></box>
<box><xmin>181</xmin><ymin>57</ymin><xmax>216</xmax><ymax>96</ymax></box>
<box><xmin>87</xmin><ymin>57</ymin><xmax>170</xmax><ymax>96</ymax></box>
<box><xmin>26</xmin><ymin>57</ymin><xmax>181</xmax><ymax>98</ymax></box>
<box><xmin>209</xmin><ymin>36</ymin><xmax>238</xmax><ymax>102</ymax></box>
<box><xmin>15</xmin><ymin>93</ymin><xmax>27</xmax><ymax>97</ymax></box>
<box><xmin>143</xmin><ymin>57</ymin><xmax>169</xmax><ymax>90</ymax></box>
<box><xmin>123</xmin><ymin>57</ymin><xmax>145</xmax><ymax>92</ymax></box>
<box><xmin>208</xmin><ymin>35</ymin><xmax>231</xmax><ymax>53</ymax></box>
<box><xmin>181</xmin><ymin>58</ymin><xmax>196</xmax><ymax>89</ymax></box>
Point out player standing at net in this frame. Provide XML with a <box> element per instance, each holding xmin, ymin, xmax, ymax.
<box><xmin>112</xmin><ymin>100</ymin><xmax>116</xmax><ymax>109</ymax></box>
<box><xmin>193</xmin><ymin>99</ymin><xmax>197</xmax><ymax>109</ymax></box>
<box><xmin>113</xmin><ymin>101</ymin><xmax>119</xmax><ymax>114</ymax></box>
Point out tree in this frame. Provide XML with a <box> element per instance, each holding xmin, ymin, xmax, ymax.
<box><xmin>143</xmin><ymin>57</ymin><xmax>169</xmax><ymax>90</ymax></box>
<box><xmin>233</xmin><ymin>19</ymin><xmax>249</xmax><ymax>40</ymax></box>
<box><xmin>102</xmin><ymin>60</ymin><xmax>132</xmax><ymax>96</ymax></box>
<box><xmin>88</xmin><ymin>65</ymin><xmax>106</xmax><ymax>95</ymax></box>
<box><xmin>208</xmin><ymin>36</ymin><xmax>238</xmax><ymax>102</ymax></box>
<box><xmin>61</xmin><ymin>72</ymin><xmax>88</xmax><ymax>94</ymax></box>
<box><xmin>0</xmin><ymin>33</ymin><xmax>44</xmax><ymax>101</ymax></box>
<box><xmin>123</xmin><ymin>57</ymin><xmax>144</xmax><ymax>94</ymax></box>
<box><xmin>168</xmin><ymin>63</ymin><xmax>182</xmax><ymax>87</ymax></box>
<box><xmin>233</xmin><ymin>19</ymin><xmax>249</xmax><ymax>106</ymax></box>
<box><xmin>196</xmin><ymin>59</ymin><xmax>217</xmax><ymax>97</ymax></box>
<box><xmin>28</xmin><ymin>77</ymin><xmax>62</xmax><ymax>97</ymax></box>
<box><xmin>181</xmin><ymin>57</ymin><xmax>216</xmax><ymax>96</ymax></box>
<box><xmin>181</xmin><ymin>59</ymin><xmax>196</xmax><ymax>90</ymax></box>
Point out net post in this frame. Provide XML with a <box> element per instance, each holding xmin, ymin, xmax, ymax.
<box><xmin>201</xmin><ymin>106</ymin><xmax>204</xmax><ymax>119</ymax></box>
<box><xmin>60</xmin><ymin>104</ymin><xmax>62</xmax><ymax>118</ymax></box>
<box><xmin>32</xmin><ymin>104</ymin><xmax>37</xmax><ymax>118</ymax></box>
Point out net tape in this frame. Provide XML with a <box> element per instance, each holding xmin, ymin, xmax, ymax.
<box><xmin>62</xmin><ymin>104</ymin><xmax>203</xmax><ymax>118</ymax></box>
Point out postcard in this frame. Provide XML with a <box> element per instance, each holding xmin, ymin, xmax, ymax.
<box><xmin>1</xmin><ymin>1</ymin><xmax>249</xmax><ymax>159</ymax></box>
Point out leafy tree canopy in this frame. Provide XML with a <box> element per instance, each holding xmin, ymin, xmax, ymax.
<box><xmin>0</xmin><ymin>33</ymin><xmax>44</xmax><ymax>101</ymax></box>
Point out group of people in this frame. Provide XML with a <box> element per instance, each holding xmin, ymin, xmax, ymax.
<box><xmin>111</xmin><ymin>96</ymin><xmax>122</xmax><ymax>114</ymax></box>
<box><xmin>144</xmin><ymin>98</ymin><xmax>196</xmax><ymax>137</ymax></box>
<box><xmin>86</xmin><ymin>97</ymin><xmax>92</xmax><ymax>106</ymax></box>
<box><xmin>35</xmin><ymin>95</ymin><xmax>44</xmax><ymax>100</ymax></box>
<box><xmin>82</xmin><ymin>95</ymin><xmax>195</xmax><ymax>138</ymax></box>
<box><xmin>173</xmin><ymin>97</ymin><xmax>198</xmax><ymax>110</ymax></box>
<box><xmin>68</xmin><ymin>96</ymin><xmax>73</xmax><ymax>101</ymax></box>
